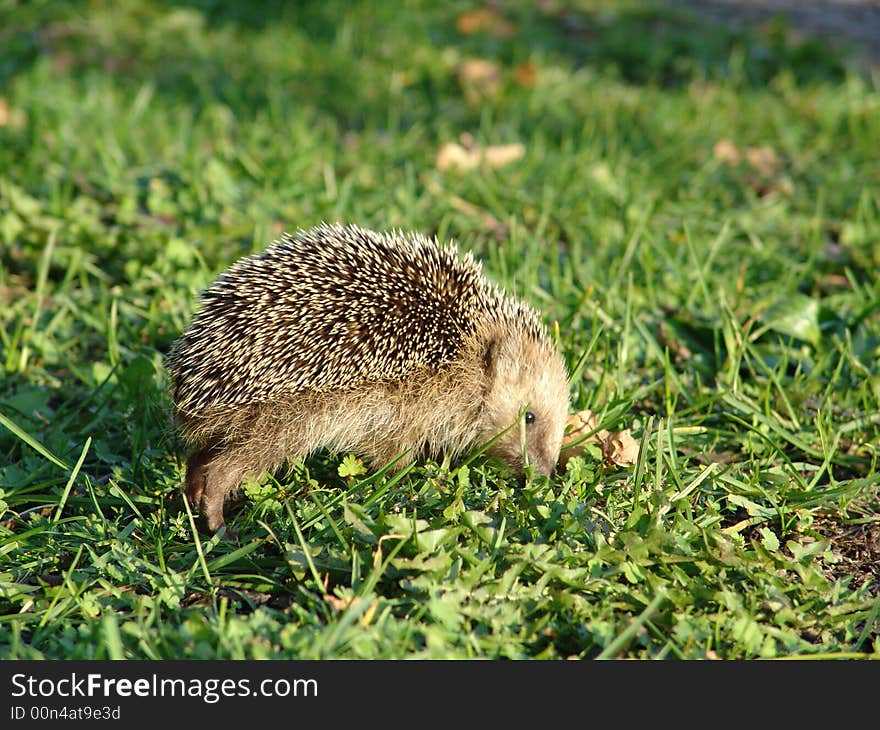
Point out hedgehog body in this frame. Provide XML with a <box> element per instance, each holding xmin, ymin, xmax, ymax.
<box><xmin>167</xmin><ymin>223</ymin><xmax>570</xmax><ymax>533</ymax></box>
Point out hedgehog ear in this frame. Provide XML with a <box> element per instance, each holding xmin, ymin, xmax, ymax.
<box><xmin>483</xmin><ymin>336</ymin><xmax>501</xmax><ymax>379</ymax></box>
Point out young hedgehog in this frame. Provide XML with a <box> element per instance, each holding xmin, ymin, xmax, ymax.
<box><xmin>167</xmin><ymin>223</ymin><xmax>570</xmax><ymax>533</ymax></box>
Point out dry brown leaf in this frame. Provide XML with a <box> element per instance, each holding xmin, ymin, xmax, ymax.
<box><xmin>457</xmin><ymin>58</ymin><xmax>502</xmax><ymax>104</ymax></box>
<box><xmin>482</xmin><ymin>143</ymin><xmax>525</xmax><ymax>168</ymax></box>
<box><xmin>456</xmin><ymin>8</ymin><xmax>515</xmax><ymax>37</ymax></box>
<box><xmin>513</xmin><ymin>62</ymin><xmax>538</xmax><ymax>87</ymax></box>
<box><xmin>715</xmin><ymin>139</ymin><xmax>782</xmax><ymax>177</ymax></box>
<box><xmin>0</xmin><ymin>97</ymin><xmax>26</xmax><ymax>128</ymax></box>
<box><xmin>324</xmin><ymin>594</ymin><xmax>362</xmax><ymax>612</ymax></box>
<box><xmin>436</xmin><ymin>143</ymin><xmax>475</xmax><ymax>172</ymax></box>
<box><xmin>560</xmin><ymin>409</ymin><xmax>603</xmax><ymax>469</ymax></box>
<box><xmin>560</xmin><ymin>408</ymin><xmax>640</xmax><ymax>469</ymax></box>
<box><xmin>713</xmin><ymin>138</ymin><xmax>741</xmax><ymax>166</ymax></box>
<box><xmin>749</xmin><ymin>177</ymin><xmax>794</xmax><ymax>198</ymax></box>
<box><xmin>458</xmin><ymin>131</ymin><xmax>476</xmax><ymax>148</ymax></box>
<box><xmin>745</xmin><ymin>145</ymin><xmax>781</xmax><ymax>176</ymax></box>
<box><xmin>458</xmin><ymin>58</ymin><xmax>501</xmax><ymax>86</ymax></box>
<box><xmin>603</xmin><ymin>429</ymin><xmax>639</xmax><ymax>467</ymax></box>
<box><xmin>564</xmin><ymin>409</ymin><xmax>599</xmax><ymax>444</ymax></box>
<box><xmin>435</xmin><ymin>141</ymin><xmax>525</xmax><ymax>173</ymax></box>
<box><xmin>456</xmin><ymin>8</ymin><xmax>490</xmax><ymax>34</ymax></box>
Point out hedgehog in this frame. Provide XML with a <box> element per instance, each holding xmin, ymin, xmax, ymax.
<box><xmin>166</xmin><ymin>222</ymin><xmax>570</xmax><ymax>533</ymax></box>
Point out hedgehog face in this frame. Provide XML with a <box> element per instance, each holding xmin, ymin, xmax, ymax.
<box><xmin>479</xmin><ymin>333</ymin><xmax>570</xmax><ymax>476</ymax></box>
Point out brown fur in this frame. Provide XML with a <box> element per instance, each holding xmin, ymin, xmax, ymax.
<box><xmin>177</xmin><ymin>320</ymin><xmax>568</xmax><ymax>533</ymax></box>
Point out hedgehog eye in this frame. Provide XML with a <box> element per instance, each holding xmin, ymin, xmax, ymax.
<box><xmin>525</xmin><ymin>411</ymin><xmax>536</xmax><ymax>425</ymax></box>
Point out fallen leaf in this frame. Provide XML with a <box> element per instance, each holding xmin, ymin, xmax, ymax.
<box><xmin>745</xmin><ymin>145</ymin><xmax>780</xmax><ymax>176</ymax></box>
<box><xmin>603</xmin><ymin>429</ymin><xmax>639</xmax><ymax>467</ymax></box>
<box><xmin>713</xmin><ymin>138</ymin><xmax>741</xmax><ymax>165</ymax></box>
<box><xmin>456</xmin><ymin>9</ymin><xmax>488</xmax><ymax>34</ymax></box>
<box><xmin>560</xmin><ymin>408</ymin><xmax>640</xmax><ymax>468</ymax></box>
<box><xmin>0</xmin><ymin>98</ymin><xmax>27</xmax><ymax>128</ymax></box>
<box><xmin>458</xmin><ymin>58</ymin><xmax>501</xmax><ymax>85</ymax></box>
<box><xmin>564</xmin><ymin>409</ymin><xmax>599</xmax><ymax>445</ymax></box>
<box><xmin>456</xmin><ymin>8</ymin><xmax>515</xmax><ymax>37</ymax></box>
<box><xmin>457</xmin><ymin>58</ymin><xmax>502</xmax><ymax>104</ymax></box>
<box><xmin>513</xmin><ymin>62</ymin><xmax>538</xmax><ymax>87</ymax></box>
<box><xmin>436</xmin><ymin>143</ymin><xmax>475</xmax><ymax>172</ymax></box>
<box><xmin>746</xmin><ymin>175</ymin><xmax>794</xmax><ymax>198</ymax></box>
<box><xmin>435</xmin><ymin>141</ymin><xmax>525</xmax><ymax>172</ymax></box>
<box><xmin>324</xmin><ymin>593</ymin><xmax>362</xmax><ymax>612</ymax></box>
<box><xmin>482</xmin><ymin>143</ymin><xmax>525</xmax><ymax>168</ymax></box>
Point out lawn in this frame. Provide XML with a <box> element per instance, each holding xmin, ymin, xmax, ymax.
<box><xmin>0</xmin><ymin>0</ymin><xmax>878</xmax><ymax>660</ymax></box>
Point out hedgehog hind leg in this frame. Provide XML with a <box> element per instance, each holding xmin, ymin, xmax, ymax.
<box><xmin>183</xmin><ymin>404</ymin><xmax>302</xmax><ymax>535</ymax></box>
<box><xmin>183</xmin><ymin>447</ymin><xmax>214</xmax><ymax>509</ymax></box>
<box><xmin>202</xmin><ymin>472</ymin><xmax>242</xmax><ymax>535</ymax></box>
<box><xmin>194</xmin><ymin>439</ymin><xmax>290</xmax><ymax>536</ymax></box>
<box><xmin>198</xmin><ymin>453</ymin><xmax>249</xmax><ymax>535</ymax></box>
<box><xmin>181</xmin><ymin>443</ymin><xmax>251</xmax><ymax>535</ymax></box>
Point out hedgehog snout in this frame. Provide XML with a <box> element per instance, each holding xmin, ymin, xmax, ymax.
<box><xmin>526</xmin><ymin>439</ymin><xmax>563</xmax><ymax>477</ymax></box>
<box><xmin>528</xmin><ymin>456</ymin><xmax>555</xmax><ymax>478</ymax></box>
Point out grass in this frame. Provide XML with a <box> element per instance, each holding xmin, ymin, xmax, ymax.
<box><xmin>0</xmin><ymin>0</ymin><xmax>878</xmax><ymax>660</ymax></box>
